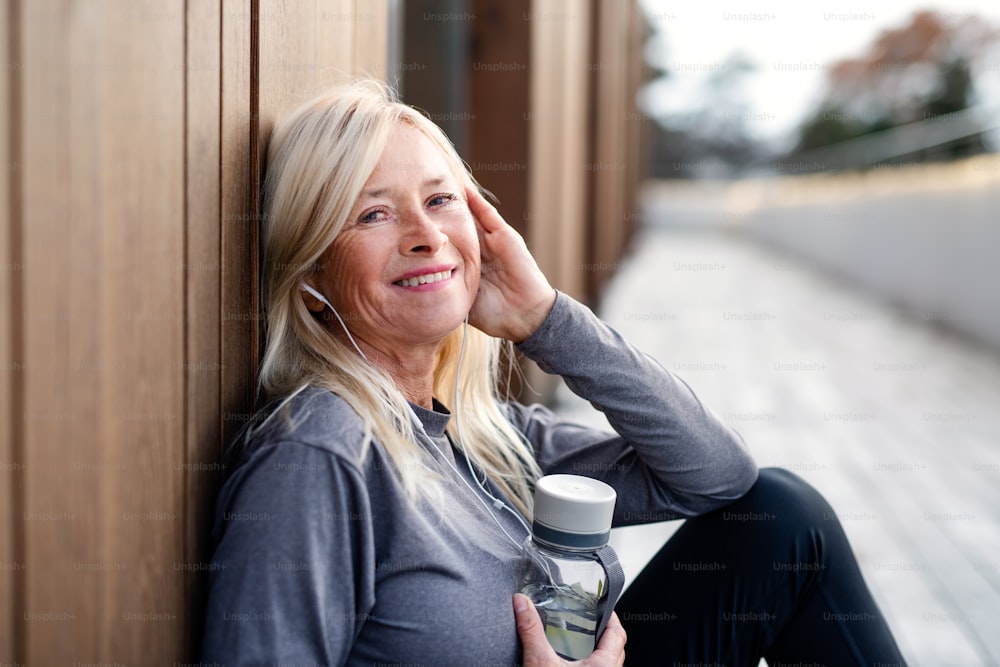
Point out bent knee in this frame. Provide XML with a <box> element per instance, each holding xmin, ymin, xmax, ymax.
<box><xmin>730</xmin><ymin>467</ymin><xmax>835</xmax><ymax>526</ymax></box>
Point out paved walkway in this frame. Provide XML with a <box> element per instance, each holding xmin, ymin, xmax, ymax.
<box><xmin>551</xmin><ymin>223</ymin><xmax>1000</xmax><ymax>666</ymax></box>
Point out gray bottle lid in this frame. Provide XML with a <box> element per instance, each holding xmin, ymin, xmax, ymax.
<box><xmin>532</xmin><ymin>474</ymin><xmax>617</xmax><ymax>549</ymax></box>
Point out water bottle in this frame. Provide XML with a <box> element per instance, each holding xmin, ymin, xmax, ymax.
<box><xmin>517</xmin><ymin>474</ymin><xmax>622</xmax><ymax>660</ymax></box>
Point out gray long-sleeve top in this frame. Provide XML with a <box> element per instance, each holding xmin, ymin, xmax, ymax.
<box><xmin>201</xmin><ymin>292</ymin><xmax>757</xmax><ymax>666</ymax></box>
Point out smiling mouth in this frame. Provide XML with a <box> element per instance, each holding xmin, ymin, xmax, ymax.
<box><xmin>393</xmin><ymin>269</ymin><xmax>454</xmax><ymax>287</ymax></box>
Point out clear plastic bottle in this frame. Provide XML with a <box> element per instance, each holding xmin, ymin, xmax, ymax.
<box><xmin>517</xmin><ymin>474</ymin><xmax>618</xmax><ymax>660</ymax></box>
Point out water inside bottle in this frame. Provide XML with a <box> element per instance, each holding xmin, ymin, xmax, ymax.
<box><xmin>521</xmin><ymin>582</ymin><xmax>602</xmax><ymax>660</ymax></box>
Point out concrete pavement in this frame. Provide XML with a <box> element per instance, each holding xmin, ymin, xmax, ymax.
<box><xmin>551</xmin><ymin>222</ymin><xmax>1000</xmax><ymax>667</ymax></box>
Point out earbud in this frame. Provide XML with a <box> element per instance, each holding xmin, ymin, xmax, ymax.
<box><xmin>300</xmin><ymin>283</ymin><xmax>334</xmax><ymax>310</ymax></box>
<box><xmin>299</xmin><ymin>283</ymin><xmax>369</xmax><ymax>361</ymax></box>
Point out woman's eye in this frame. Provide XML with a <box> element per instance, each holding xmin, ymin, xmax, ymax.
<box><xmin>428</xmin><ymin>193</ymin><xmax>457</xmax><ymax>208</ymax></box>
<box><xmin>358</xmin><ymin>208</ymin><xmax>389</xmax><ymax>224</ymax></box>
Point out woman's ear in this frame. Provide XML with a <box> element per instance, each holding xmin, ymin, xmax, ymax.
<box><xmin>300</xmin><ymin>283</ymin><xmax>328</xmax><ymax>313</ymax></box>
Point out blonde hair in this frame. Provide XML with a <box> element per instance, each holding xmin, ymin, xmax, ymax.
<box><xmin>258</xmin><ymin>80</ymin><xmax>541</xmax><ymax>517</ymax></box>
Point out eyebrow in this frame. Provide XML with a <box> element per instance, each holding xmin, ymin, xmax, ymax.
<box><xmin>361</xmin><ymin>176</ymin><xmax>450</xmax><ymax>200</ymax></box>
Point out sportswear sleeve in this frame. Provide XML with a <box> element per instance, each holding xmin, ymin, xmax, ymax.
<box><xmin>512</xmin><ymin>291</ymin><xmax>758</xmax><ymax>521</ymax></box>
<box><xmin>201</xmin><ymin>441</ymin><xmax>375</xmax><ymax>666</ymax></box>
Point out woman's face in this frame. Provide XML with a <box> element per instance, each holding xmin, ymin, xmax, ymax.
<box><xmin>315</xmin><ymin>122</ymin><xmax>481</xmax><ymax>355</ymax></box>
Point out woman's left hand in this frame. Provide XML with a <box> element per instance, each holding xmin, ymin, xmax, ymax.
<box><xmin>466</xmin><ymin>187</ymin><xmax>557</xmax><ymax>343</ymax></box>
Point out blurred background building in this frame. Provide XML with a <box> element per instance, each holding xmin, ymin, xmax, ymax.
<box><xmin>600</xmin><ymin>4</ymin><xmax>1000</xmax><ymax>666</ymax></box>
<box><xmin>638</xmin><ymin>3</ymin><xmax>1000</xmax><ymax>355</ymax></box>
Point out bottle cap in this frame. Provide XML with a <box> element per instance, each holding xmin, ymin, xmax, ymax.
<box><xmin>531</xmin><ymin>474</ymin><xmax>617</xmax><ymax>549</ymax></box>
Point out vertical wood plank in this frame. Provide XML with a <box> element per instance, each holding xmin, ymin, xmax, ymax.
<box><xmin>0</xmin><ymin>0</ymin><xmax>21</xmax><ymax>660</ymax></box>
<box><xmin>259</xmin><ymin>0</ymin><xmax>318</xmax><ymax>112</ymax></box>
<box><xmin>624</xmin><ymin>1</ymin><xmax>650</xmax><ymax>243</ymax></box>
<box><xmin>184</xmin><ymin>0</ymin><xmax>223</xmax><ymax>657</ymax></box>
<box><xmin>258</xmin><ymin>0</ymin><xmax>384</xmax><ymax>161</ymax></box>
<box><xmin>352</xmin><ymin>0</ymin><xmax>388</xmax><ymax>77</ymax></box>
<box><xmin>517</xmin><ymin>0</ymin><xmax>591</xmax><ymax>400</ymax></box>
<box><xmin>20</xmin><ymin>0</ymin><xmax>186</xmax><ymax>662</ymax></box>
<box><xmin>467</xmin><ymin>0</ymin><xmax>531</xmax><ymax>236</ymax></box>
<box><xmin>527</xmin><ymin>0</ymin><xmax>590</xmax><ymax>301</ymax></box>
<box><xmin>221</xmin><ymin>0</ymin><xmax>258</xmax><ymax>446</ymax></box>
<box><xmin>586</xmin><ymin>0</ymin><xmax>629</xmax><ymax>298</ymax></box>
<box><xmin>319</xmin><ymin>0</ymin><xmax>357</xmax><ymax>82</ymax></box>
<box><xmin>15</xmin><ymin>2</ymin><xmax>74</xmax><ymax>657</ymax></box>
<box><xmin>20</xmin><ymin>1</ymin><xmax>89</xmax><ymax>658</ymax></box>
<box><xmin>259</xmin><ymin>0</ymin><xmax>331</xmax><ymax>125</ymax></box>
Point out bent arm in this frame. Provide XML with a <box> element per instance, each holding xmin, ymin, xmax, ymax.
<box><xmin>512</xmin><ymin>292</ymin><xmax>758</xmax><ymax>521</ymax></box>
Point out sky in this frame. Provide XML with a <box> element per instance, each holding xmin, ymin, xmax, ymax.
<box><xmin>637</xmin><ymin>0</ymin><xmax>1000</xmax><ymax>151</ymax></box>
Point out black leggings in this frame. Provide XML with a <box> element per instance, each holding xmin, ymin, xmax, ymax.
<box><xmin>617</xmin><ymin>468</ymin><xmax>908</xmax><ymax>667</ymax></box>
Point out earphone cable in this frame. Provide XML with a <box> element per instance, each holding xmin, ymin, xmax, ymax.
<box><xmin>301</xmin><ymin>282</ymin><xmax>531</xmax><ymax>551</ymax></box>
<box><xmin>452</xmin><ymin>317</ymin><xmax>533</xmax><ymax>538</ymax></box>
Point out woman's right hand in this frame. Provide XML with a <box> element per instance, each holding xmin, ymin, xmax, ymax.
<box><xmin>513</xmin><ymin>594</ymin><xmax>626</xmax><ymax>667</ymax></box>
<box><xmin>466</xmin><ymin>187</ymin><xmax>556</xmax><ymax>343</ymax></box>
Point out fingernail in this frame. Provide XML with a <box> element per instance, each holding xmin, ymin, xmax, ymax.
<box><xmin>513</xmin><ymin>594</ymin><xmax>529</xmax><ymax>613</ymax></box>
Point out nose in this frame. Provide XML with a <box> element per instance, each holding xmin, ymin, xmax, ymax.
<box><xmin>399</xmin><ymin>208</ymin><xmax>448</xmax><ymax>255</ymax></box>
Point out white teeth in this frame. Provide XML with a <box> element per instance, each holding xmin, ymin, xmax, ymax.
<box><xmin>397</xmin><ymin>270</ymin><xmax>450</xmax><ymax>287</ymax></box>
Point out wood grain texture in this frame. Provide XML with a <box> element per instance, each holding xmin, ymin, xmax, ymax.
<box><xmin>20</xmin><ymin>0</ymin><xmax>90</xmax><ymax>659</ymax></box>
<box><xmin>622</xmin><ymin>1</ymin><xmax>648</xmax><ymax>264</ymax></box>
<box><xmin>586</xmin><ymin>0</ymin><xmax>630</xmax><ymax>299</ymax></box>
<box><xmin>184</xmin><ymin>0</ymin><xmax>223</xmax><ymax>657</ymax></box>
<box><xmin>220</xmin><ymin>0</ymin><xmax>258</xmax><ymax>448</ymax></box>
<box><xmin>527</xmin><ymin>0</ymin><xmax>590</xmax><ymax>302</ymax></box>
<box><xmin>467</xmin><ymin>0</ymin><xmax>531</xmax><ymax>237</ymax></box>
<box><xmin>0</xmin><ymin>0</ymin><xmax>394</xmax><ymax>662</ymax></box>
<box><xmin>259</xmin><ymin>0</ymin><xmax>348</xmax><ymax>146</ymax></box>
<box><xmin>19</xmin><ymin>0</ymin><xmax>186</xmax><ymax>662</ymax></box>
<box><xmin>352</xmin><ymin>0</ymin><xmax>388</xmax><ymax>78</ymax></box>
<box><xmin>321</xmin><ymin>0</ymin><xmax>357</xmax><ymax>82</ymax></box>
<box><xmin>0</xmin><ymin>0</ymin><xmax>21</xmax><ymax>660</ymax></box>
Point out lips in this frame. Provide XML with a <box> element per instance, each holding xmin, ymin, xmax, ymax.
<box><xmin>392</xmin><ymin>267</ymin><xmax>455</xmax><ymax>287</ymax></box>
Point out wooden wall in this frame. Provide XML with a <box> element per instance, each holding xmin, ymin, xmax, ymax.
<box><xmin>0</xmin><ymin>1</ymin><xmax>388</xmax><ymax>663</ymax></box>
<box><xmin>462</xmin><ymin>0</ymin><xmax>648</xmax><ymax>397</ymax></box>
<box><xmin>1</xmin><ymin>0</ymin><xmax>647</xmax><ymax>662</ymax></box>
<box><xmin>525</xmin><ymin>0</ymin><xmax>592</xmax><ymax>302</ymax></box>
<box><xmin>466</xmin><ymin>0</ymin><xmax>533</xmax><ymax>239</ymax></box>
<box><xmin>464</xmin><ymin>0</ymin><xmax>647</xmax><ymax>305</ymax></box>
<box><xmin>585</xmin><ymin>0</ymin><xmax>649</xmax><ymax>298</ymax></box>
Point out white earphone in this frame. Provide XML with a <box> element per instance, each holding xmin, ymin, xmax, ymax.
<box><xmin>300</xmin><ymin>283</ymin><xmax>368</xmax><ymax>361</ymax></box>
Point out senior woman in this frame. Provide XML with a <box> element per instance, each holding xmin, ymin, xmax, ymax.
<box><xmin>202</xmin><ymin>80</ymin><xmax>907</xmax><ymax>666</ymax></box>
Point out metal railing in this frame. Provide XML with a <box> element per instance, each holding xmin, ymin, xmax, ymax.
<box><xmin>775</xmin><ymin>103</ymin><xmax>1000</xmax><ymax>173</ymax></box>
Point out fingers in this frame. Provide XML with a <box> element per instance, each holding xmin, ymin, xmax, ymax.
<box><xmin>513</xmin><ymin>594</ymin><xmax>555</xmax><ymax>667</ymax></box>
<box><xmin>465</xmin><ymin>186</ymin><xmax>505</xmax><ymax>233</ymax></box>
<box><xmin>586</xmin><ymin>612</ymin><xmax>627</xmax><ymax>666</ymax></box>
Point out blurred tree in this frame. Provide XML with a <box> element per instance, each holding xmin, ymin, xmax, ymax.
<box><xmin>791</xmin><ymin>10</ymin><xmax>999</xmax><ymax>163</ymax></box>
<box><xmin>648</xmin><ymin>51</ymin><xmax>765</xmax><ymax>178</ymax></box>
